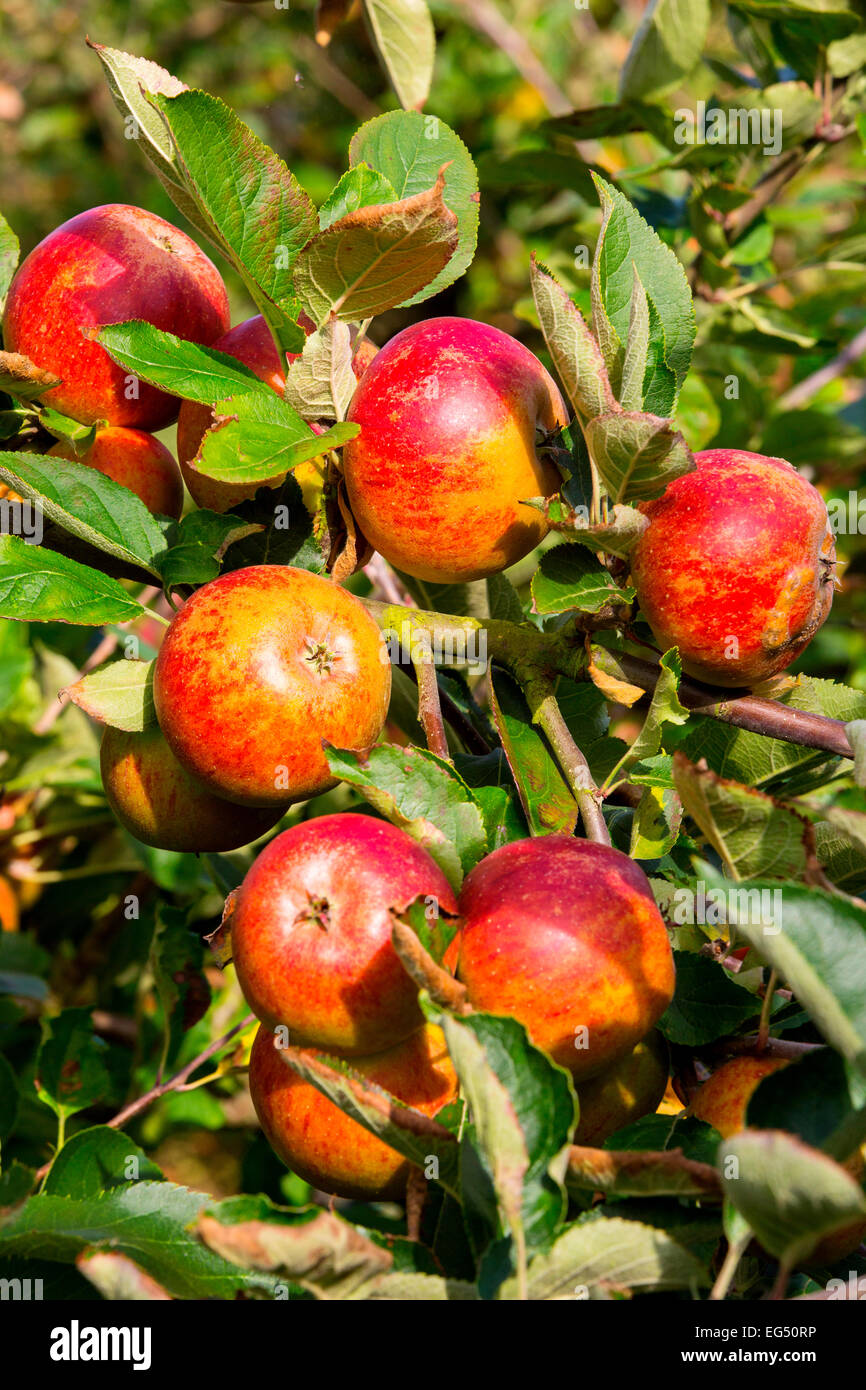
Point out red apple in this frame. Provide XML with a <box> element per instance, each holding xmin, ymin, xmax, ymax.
<box><xmin>249</xmin><ymin>1021</ymin><xmax>458</xmax><ymax>1201</ymax></box>
<box><xmin>48</xmin><ymin>426</ymin><xmax>184</xmax><ymax>519</ymax></box>
<box><xmin>2</xmin><ymin>204</ymin><xmax>230</xmax><ymax>429</ymax></box>
<box><xmin>153</xmin><ymin>565</ymin><xmax>391</xmax><ymax>807</ymax></box>
<box><xmin>101</xmin><ymin>724</ymin><xmax>286</xmax><ymax>853</ymax></box>
<box><xmin>630</xmin><ymin>449</ymin><xmax>836</xmax><ymax>688</ymax></box>
<box><xmin>453</xmin><ymin>836</ymin><xmax>675</xmax><ymax>1080</ymax></box>
<box><xmin>342</xmin><ymin>316</ymin><xmax>567</xmax><ymax>583</ymax></box>
<box><xmin>230</xmin><ymin>811</ymin><xmax>458</xmax><ymax>1053</ymax></box>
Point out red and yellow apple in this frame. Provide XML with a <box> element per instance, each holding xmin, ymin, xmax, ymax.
<box><xmin>689</xmin><ymin>1054</ymin><xmax>789</xmax><ymax>1137</ymax></box>
<box><xmin>249</xmin><ymin>1021</ymin><xmax>458</xmax><ymax>1201</ymax></box>
<box><xmin>452</xmin><ymin>836</ymin><xmax>675</xmax><ymax>1080</ymax></box>
<box><xmin>100</xmin><ymin>724</ymin><xmax>286</xmax><ymax>853</ymax></box>
<box><xmin>48</xmin><ymin>426</ymin><xmax>184</xmax><ymax>519</ymax></box>
<box><xmin>230</xmin><ymin>811</ymin><xmax>458</xmax><ymax>1054</ymax></box>
<box><xmin>575</xmin><ymin>1031</ymin><xmax>669</xmax><ymax>1145</ymax></box>
<box><xmin>153</xmin><ymin>565</ymin><xmax>391</xmax><ymax>807</ymax></box>
<box><xmin>342</xmin><ymin>316</ymin><xmax>567</xmax><ymax>583</ymax></box>
<box><xmin>631</xmin><ymin>449</ymin><xmax>836</xmax><ymax>687</ymax></box>
<box><xmin>2</xmin><ymin>204</ymin><xmax>230</xmax><ymax>429</ymax></box>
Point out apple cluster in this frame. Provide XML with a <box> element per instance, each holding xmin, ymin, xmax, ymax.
<box><xmin>228</xmin><ymin>815</ymin><xmax>676</xmax><ymax>1200</ymax></box>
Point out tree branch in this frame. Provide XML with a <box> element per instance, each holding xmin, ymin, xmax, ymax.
<box><xmin>617</xmin><ymin>654</ymin><xmax>854</xmax><ymax>759</ymax></box>
<box><xmin>448</xmin><ymin>0</ymin><xmax>572</xmax><ymax>117</ymax></box>
<box><xmin>414</xmin><ymin>657</ymin><xmax>452</xmax><ymax>761</ymax></box>
<box><xmin>524</xmin><ymin>676</ymin><xmax>611</xmax><ymax>845</ymax></box>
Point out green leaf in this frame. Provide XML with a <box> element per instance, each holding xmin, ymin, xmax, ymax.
<box><xmin>195</xmin><ymin>401</ymin><xmax>356</xmax><ymax>487</ymax></box>
<box><xmin>35</xmin><ymin>1008</ymin><xmax>110</xmax><ymax>1120</ymax></box>
<box><xmin>88</xmin><ymin>43</ymin><xmax>202</xmax><ymax>232</ymax></box>
<box><xmin>679</xmin><ymin>678</ymin><xmax>866</xmax><ymax>790</ymax></box>
<box><xmin>485</xmin><ymin>572</ymin><xmax>524</xmax><ymax>625</ymax></box>
<box><xmin>0</xmin><ymin>1183</ymin><xmax>279</xmax><ymax>1299</ymax></box>
<box><xmin>324</xmin><ymin>743</ymin><xmax>487</xmax><ymax>889</ymax></box>
<box><xmin>717</xmin><ymin>299</ymin><xmax>819</xmax><ymax>352</ymax></box>
<box><xmin>150</xmin><ymin>905</ymin><xmax>210</xmax><ymax>1070</ymax></box>
<box><xmin>152</xmin><ymin>88</ymin><xmax>316</xmax><ymax>350</ymax></box>
<box><xmin>0</xmin><ymin>451</ymin><xmax>166</xmax><ymax>577</ymax></box>
<box><xmin>198</xmin><ymin>1199</ymin><xmax>400</xmax><ymax>1298</ymax></box>
<box><xmin>846</xmin><ymin>720</ymin><xmax>866</xmax><ymax>786</ymax></box>
<box><xmin>283</xmin><ymin>318</ymin><xmax>357</xmax><ymax>423</ymax></box>
<box><xmin>43</xmin><ymin>1126</ymin><xmax>163</xmax><ymax>1197</ymax></box>
<box><xmin>0</xmin><ymin>209</ymin><xmax>20</xmax><ymax>311</ymax></box>
<box><xmin>198</xmin><ymin>1195</ymin><xmax>468</xmax><ymax>1299</ymax></box>
<box><xmin>63</xmin><ymin>658</ymin><xmax>156</xmax><ymax>732</ymax></box>
<box><xmin>361</xmin><ymin>0</ymin><xmax>435</xmax><ymax>111</ymax></box>
<box><xmin>547</xmin><ymin>101</ymin><xmax>677</xmax><ymax>145</ymax></box>
<box><xmin>745</xmin><ymin>1049</ymin><xmax>854</xmax><ymax>1150</ymax></box>
<box><xmin>489</xmin><ymin>667</ymin><xmax>578</xmax><ymax>838</ymax></box>
<box><xmin>827</xmin><ymin>32</ymin><xmax>866</xmax><ymax>76</ymax></box>
<box><xmin>675</xmin><ymin>372</ymin><xmax>721</xmax><ymax>451</ymax></box>
<box><xmin>349</xmin><ymin>110</ymin><xmax>479</xmax><ymax>305</ymax></box>
<box><xmin>294</xmin><ymin>170</ymin><xmax>458</xmax><ymax>328</ymax></box>
<box><xmin>0</xmin><ymin>536</ymin><xmax>148</xmax><ymax>626</ymax></box>
<box><xmin>591</xmin><ymin>174</ymin><xmax>696</xmax><ymax>399</ymax></box>
<box><xmin>155</xmin><ymin>510</ymin><xmax>263</xmax><ymax>591</ymax></box>
<box><xmin>607</xmin><ymin>649</ymin><xmax>688</xmax><ymax>785</ymax></box>
<box><xmin>585</xmin><ymin>411</ymin><xmax>694</xmax><ymax>504</ymax></box>
<box><xmin>318</xmin><ymin>164</ymin><xmax>398</xmax><ymax>230</ymax></box>
<box><xmin>630</xmin><ymin>785</ymin><xmax>684</xmax><ymax>861</ymax></box>
<box><xmin>97</xmin><ymin>321</ymin><xmax>278</xmax><ymax>407</ymax></box>
<box><xmin>498</xmin><ymin>1213</ymin><xmax>708</xmax><ymax>1299</ymax></box>
<box><xmin>218</xmin><ymin>473</ymin><xmax>326</xmax><ymax>576</ymax></box>
<box><xmin>659</xmin><ymin>952</ymin><xmax>761</xmax><ymax>1046</ymax></box>
<box><xmin>720</xmin><ymin>878</ymin><xmax>866</xmax><ymax>1068</ymax></box>
<box><xmin>620</xmin><ymin>265</ymin><xmax>651</xmax><ymax>411</ymax></box>
<box><xmin>531</xmin><ymin>544</ymin><xmax>634</xmax><ymax>616</ymax></box>
<box><xmin>815</xmin><ymin>814</ymin><xmax>866</xmax><ymax>897</ymax></box>
<box><xmin>529</xmin><ymin>258</ymin><xmax>618</xmax><ymax>425</ymax></box>
<box><xmin>439</xmin><ymin>1013</ymin><xmax>575</xmax><ymax>1259</ymax></box>
<box><xmin>718</xmin><ymin>1130</ymin><xmax>866</xmax><ymax>1265</ymax></box>
<box><xmin>673</xmin><ymin>753</ymin><xmax>811</xmax><ymax>881</ymax></box>
<box><xmin>274</xmin><ymin>1045</ymin><xmax>460</xmax><ymax>1196</ymax></box>
<box><xmin>530</xmin><ymin>496</ymin><xmax>649</xmax><ymax>560</ymax></box>
<box><xmin>619</xmin><ymin>0</ymin><xmax>711</xmax><ymax>101</ymax></box>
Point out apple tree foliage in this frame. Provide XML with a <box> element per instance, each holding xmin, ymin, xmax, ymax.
<box><xmin>0</xmin><ymin>0</ymin><xmax>866</xmax><ymax>1301</ymax></box>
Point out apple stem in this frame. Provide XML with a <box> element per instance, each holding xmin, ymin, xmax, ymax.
<box><xmin>709</xmin><ymin>1229</ymin><xmax>753</xmax><ymax>1302</ymax></box>
<box><xmin>755</xmin><ymin>969</ymin><xmax>778</xmax><ymax>1054</ymax></box>
<box><xmin>527</xmin><ymin>679</ymin><xmax>611</xmax><ymax>845</ymax></box>
<box><xmin>414</xmin><ymin>657</ymin><xmax>452</xmax><ymax>762</ymax></box>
